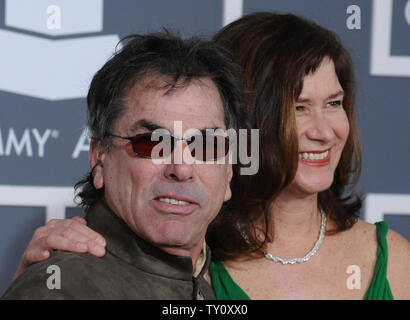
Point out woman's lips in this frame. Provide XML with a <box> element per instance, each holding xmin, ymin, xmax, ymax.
<box><xmin>298</xmin><ymin>148</ymin><xmax>331</xmax><ymax>166</ymax></box>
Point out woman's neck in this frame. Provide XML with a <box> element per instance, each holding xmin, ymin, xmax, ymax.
<box><xmin>265</xmin><ymin>187</ymin><xmax>323</xmax><ymax>256</ymax></box>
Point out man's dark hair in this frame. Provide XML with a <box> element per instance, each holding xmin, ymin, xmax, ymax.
<box><xmin>75</xmin><ymin>30</ymin><xmax>245</xmax><ymax>211</ymax></box>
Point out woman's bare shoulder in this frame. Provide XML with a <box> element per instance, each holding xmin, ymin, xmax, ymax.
<box><xmin>351</xmin><ymin>219</ymin><xmax>377</xmax><ymax>236</ymax></box>
<box><xmin>340</xmin><ymin>219</ymin><xmax>378</xmax><ymax>245</ymax></box>
<box><xmin>340</xmin><ymin>219</ymin><xmax>378</xmax><ymax>262</ymax></box>
<box><xmin>386</xmin><ymin>227</ymin><xmax>410</xmax><ymax>299</ymax></box>
<box><xmin>341</xmin><ymin>220</ymin><xmax>409</xmax><ymax>299</ymax></box>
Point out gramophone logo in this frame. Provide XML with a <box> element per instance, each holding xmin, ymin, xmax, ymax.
<box><xmin>0</xmin><ymin>0</ymin><xmax>121</xmax><ymax>222</ymax></box>
<box><xmin>0</xmin><ymin>0</ymin><xmax>120</xmax><ymax>100</ymax></box>
<box><xmin>370</xmin><ymin>0</ymin><xmax>410</xmax><ymax>77</ymax></box>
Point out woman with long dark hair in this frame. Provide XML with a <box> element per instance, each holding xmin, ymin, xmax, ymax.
<box><xmin>207</xmin><ymin>12</ymin><xmax>405</xmax><ymax>300</ymax></box>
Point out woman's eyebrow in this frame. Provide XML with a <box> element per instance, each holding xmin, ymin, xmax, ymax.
<box><xmin>297</xmin><ymin>90</ymin><xmax>344</xmax><ymax>103</ymax></box>
<box><xmin>326</xmin><ymin>90</ymin><xmax>344</xmax><ymax>100</ymax></box>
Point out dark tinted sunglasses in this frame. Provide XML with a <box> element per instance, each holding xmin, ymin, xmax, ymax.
<box><xmin>108</xmin><ymin>132</ymin><xmax>230</xmax><ymax>161</ymax></box>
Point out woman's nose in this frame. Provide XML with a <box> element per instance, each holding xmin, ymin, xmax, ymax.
<box><xmin>305</xmin><ymin>112</ymin><xmax>335</xmax><ymax>143</ymax></box>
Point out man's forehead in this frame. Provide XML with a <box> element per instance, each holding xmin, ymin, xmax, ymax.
<box><xmin>128</xmin><ymin>75</ymin><xmax>215</xmax><ymax>97</ymax></box>
<box><xmin>121</xmin><ymin>75</ymin><xmax>226</xmax><ymax>132</ymax></box>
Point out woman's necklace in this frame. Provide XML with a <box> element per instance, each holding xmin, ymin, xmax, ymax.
<box><xmin>264</xmin><ymin>209</ymin><xmax>327</xmax><ymax>265</ymax></box>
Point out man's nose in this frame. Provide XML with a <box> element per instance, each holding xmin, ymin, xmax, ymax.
<box><xmin>305</xmin><ymin>112</ymin><xmax>335</xmax><ymax>143</ymax></box>
<box><xmin>164</xmin><ymin>141</ymin><xmax>194</xmax><ymax>182</ymax></box>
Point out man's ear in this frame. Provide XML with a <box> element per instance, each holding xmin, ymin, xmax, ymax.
<box><xmin>224</xmin><ymin>164</ymin><xmax>233</xmax><ymax>202</ymax></box>
<box><xmin>89</xmin><ymin>139</ymin><xmax>106</xmax><ymax>189</ymax></box>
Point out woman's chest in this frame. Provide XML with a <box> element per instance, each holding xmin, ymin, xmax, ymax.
<box><xmin>225</xmin><ymin>242</ymin><xmax>377</xmax><ymax>300</ymax></box>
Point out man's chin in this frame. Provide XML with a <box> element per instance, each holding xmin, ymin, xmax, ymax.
<box><xmin>141</xmin><ymin>219</ymin><xmax>204</xmax><ymax>255</ymax></box>
<box><xmin>153</xmin><ymin>238</ymin><xmax>198</xmax><ymax>258</ymax></box>
<box><xmin>150</xmin><ymin>228</ymin><xmax>195</xmax><ymax>251</ymax></box>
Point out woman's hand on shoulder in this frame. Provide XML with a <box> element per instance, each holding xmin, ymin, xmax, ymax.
<box><xmin>386</xmin><ymin>229</ymin><xmax>410</xmax><ymax>299</ymax></box>
<box><xmin>13</xmin><ymin>216</ymin><xmax>106</xmax><ymax>281</ymax></box>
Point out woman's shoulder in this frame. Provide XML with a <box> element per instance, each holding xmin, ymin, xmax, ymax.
<box><xmin>340</xmin><ymin>219</ymin><xmax>379</xmax><ymax>264</ymax></box>
<box><xmin>340</xmin><ymin>219</ymin><xmax>378</xmax><ymax>247</ymax></box>
<box><xmin>350</xmin><ymin>219</ymin><xmax>410</xmax><ymax>299</ymax></box>
<box><xmin>350</xmin><ymin>219</ymin><xmax>377</xmax><ymax>236</ymax></box>
<box><xmin>385</xmin><ymin>226</ymin><xmax>410</xmax><ymax>299</ymax></box>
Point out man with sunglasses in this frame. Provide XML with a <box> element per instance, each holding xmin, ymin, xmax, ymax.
<box><xmin>2</xmin><ymin>31</ymin><xmax>243</xmax><ymax>299</ymax></box>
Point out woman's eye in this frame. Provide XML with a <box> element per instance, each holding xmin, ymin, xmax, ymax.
<box><xmin>327</xmin><ymin>100</ymin><xmax>342</xmax><ymax>108</ymax></box>
<box><xmin>296</xmin><ymin>105</ymin><xmax>305</xmax><ymax>112</ymax></box>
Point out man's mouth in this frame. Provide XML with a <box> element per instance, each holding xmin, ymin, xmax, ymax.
<box><xmin>151</xmin><ymin>195</ymin><xmax>199</xmax><ymax>215</ymax></box>
<box><xmin>156</xmin><ymin>197</ymin><xmax>192</xmax><ymax>206</ymax></box>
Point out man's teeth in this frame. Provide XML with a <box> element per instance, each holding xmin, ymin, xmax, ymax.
<box><xmin>158</xmin><ymin>197</ymin><xmax>190</xmax><ymax>205</ymax></box>
<box><xmin>299</xmin><ymin>150</ymin><xmax>329</xmax><ymax>161</ymax></box>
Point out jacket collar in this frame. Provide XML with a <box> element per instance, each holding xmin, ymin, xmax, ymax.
<box><xmin>86</xmin><ymin>198</ymin><xmax>210</xmax><ymax>281</ymax></box>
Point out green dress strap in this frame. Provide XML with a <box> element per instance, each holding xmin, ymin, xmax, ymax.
<box><xmin>364</xmin><ymin>221</ymin><xmax>393</xmax><ymax>300</ymax></box>
<box><xmin>210</xmin><ymin>221</ymin><xmax>394</xmax><ymax>300</ymax></box>
<box><xmin>209</xmin><ymin>260</ymin><xmax>250</xmax><ymax>300</ymax></box>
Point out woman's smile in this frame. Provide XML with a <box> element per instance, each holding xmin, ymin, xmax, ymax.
<box><xmin>298</xmin><ymin>148</ymin><xmax>330</xmax><ymax>166</ymax></box>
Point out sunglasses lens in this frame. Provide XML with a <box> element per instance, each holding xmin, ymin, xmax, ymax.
<box><xmin>130</xmin><ymin>133</ymin><xmax>229</xmax><ymax>160</ymax></box>
<box><xmin>189</xmin><ymin>135</ymin><xmax>229</xmax><ymax>161</ymax></box>
<box><xmin>210</xmin><ymin>135</ymin><xmax>230</xmax><ymax>161</ymax></box>
<box><xmin>131</xmin><ymin>133</ymin><xmax>160</xmax><ymax>157</ymax></box>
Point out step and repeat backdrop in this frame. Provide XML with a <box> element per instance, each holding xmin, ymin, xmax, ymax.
<box><xmin>0</xmin><ymin>0</ymin><xmax>409</xmax><ymax>295</ymax></box>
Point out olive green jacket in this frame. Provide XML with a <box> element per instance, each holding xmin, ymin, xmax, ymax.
<box><xmin>2</xmin><ymin>199</ymin><xmax>216</xmax><ymax>300</ymax></box>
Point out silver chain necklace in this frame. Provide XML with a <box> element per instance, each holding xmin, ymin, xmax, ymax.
<box><xmin>264</xmin><ymin>209</ymin><xmax>327</xmax><ymax>265</ymax></box>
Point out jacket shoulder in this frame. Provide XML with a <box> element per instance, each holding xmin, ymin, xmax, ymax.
<box><xmin>2</xmin><ymin>250</ymin><xmax>106</xmax><ymax>299</ymax></box>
